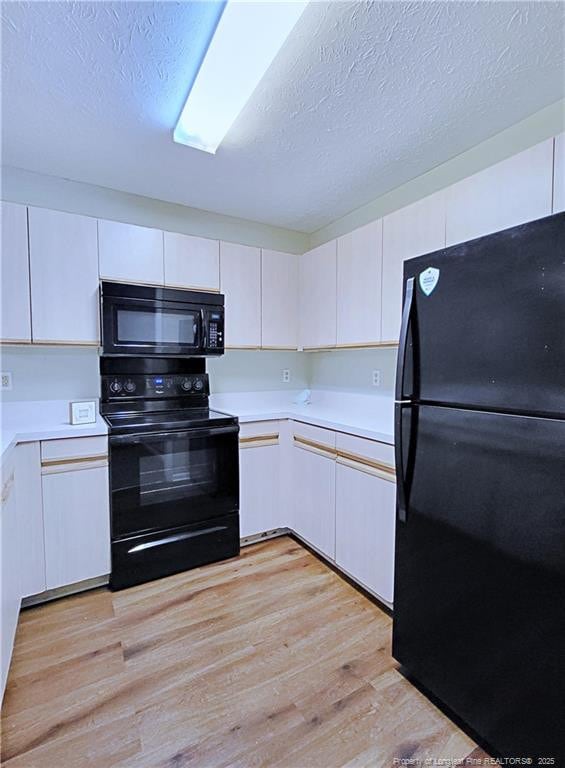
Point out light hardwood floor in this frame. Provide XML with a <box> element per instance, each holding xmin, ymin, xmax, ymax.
<box><xmin>1</xmin><ymin>537</ymin><xmax>483</xmax><ymax>767</ymax></box>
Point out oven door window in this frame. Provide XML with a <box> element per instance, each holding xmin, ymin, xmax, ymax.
<box><xmin>116</xmin><ymin>306</ymin><xmax>199</xmax><ymax>347</ymax></box>
<box><xmin>110</xmin><ymin>429</ymin><xmax>239</xmax><ymax>538</ymax></box>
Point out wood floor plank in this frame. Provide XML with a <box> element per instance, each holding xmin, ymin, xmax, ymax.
<box><xmin>1</xmin><ymin>536</ymin><xmax>479</xmax><ymax>768</ymax></box>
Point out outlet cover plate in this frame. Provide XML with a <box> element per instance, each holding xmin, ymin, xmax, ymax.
<box><xmin>1</xmin><ymin>372</ymin><xmax>13</xmax><ymax>390</ymax></box>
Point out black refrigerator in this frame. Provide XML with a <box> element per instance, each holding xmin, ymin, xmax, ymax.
<box><xmin>392</xmin><ymin>212</ymin><xmax>565</xmax><ymax>760</ymax></box>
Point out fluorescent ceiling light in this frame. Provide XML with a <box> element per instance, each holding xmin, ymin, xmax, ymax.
<box><xmin>174</xmin><ymin>0</ymin><xmax>308</xmax><ymax>154</ymax></box>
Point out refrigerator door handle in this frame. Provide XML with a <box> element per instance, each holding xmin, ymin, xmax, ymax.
<box><xmin>395</xmin><ymin>402</ymin><xmax>409</xmax><ymax>523</ymax></box>
<box><xmin>395</xmin><ymin>276</ymin><xmax>415</xmax><ymax>402</ymax></box>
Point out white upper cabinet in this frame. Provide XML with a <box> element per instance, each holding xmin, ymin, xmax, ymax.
<box><xmin>299</xmin><ymin>240</ymin><xmax>337</xmax><ymax>349</ymax></box>
<box><xmin>29</xmin><ymin>208</ymin><xmax>99</xmax><ymax>344</ymax></box>
<box><xmin>261</xmin><ymin>249</ymin><xmax>298</xmax><ymax>349</ymax></box>
<box><xmin>553</xmin><ymin>133</ymin><xmax>564</xmax><ymax>213</ymax></box>
<box><xmin>98</xmin><ymin>219</ymin><xmax>164</xmax><ymax>285</ymax></box>
<box><xmin>337</xmin><ymin>219</ymin><xmax>382</xmax><ymax>346</ymax></box>
<box><xmin>1</xmin><ymin>201</ymin><xmax>31</xmax><ymax>343</ymax></box>
<box><xmin>446</xmin><ymin>140</ymin><xmax>554</xmax><ymax>246</ymax></box>
<box><xmin>163</xmin><ymin>232</ymin><xmax>219</xmax><ymax>291</ymax></box>
<box><xmin>382</xmin><ymin>191</ymin><xmax>446</xmax><ymax>343</ymax></box>
<box><xmin>220</xmin><ymin>241</ymin><xmax>261</xmax><ymax>347</ymax></box>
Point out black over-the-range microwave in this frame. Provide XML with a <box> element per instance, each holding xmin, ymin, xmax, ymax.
<box><xmin>100</xmin><ymin>281</ymin><xmax>225</xmax><ymax>357</ymax></box>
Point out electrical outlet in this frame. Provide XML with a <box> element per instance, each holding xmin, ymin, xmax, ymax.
<box><xmin>282</xmin><ymin>369</ymin><xmax>290</xmax><ymax>383</ymax></box>
<box><xmin>372</xmin><ymin>370</ymin><xmax>381</xmax><ymax>387</ymax></box>
<box><xmin>1</xmin><ymin>372</ymin><xmax>13</xmax><ymax>390</ymax></box>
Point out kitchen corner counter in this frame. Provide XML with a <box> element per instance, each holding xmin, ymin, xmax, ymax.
<box><xmin>1</xmin><ymin>400</ymin><xmax>108</xmax><ymax>460</ymax></box>
<box><xmin>210</xmin><ymin>390</ymin><xmax>395</xmax><ymax>445</ymax></box>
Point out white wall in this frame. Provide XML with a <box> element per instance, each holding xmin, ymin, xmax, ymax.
<box><xmin>0</xmin><ymin>346</ymin><xmax>100</xmax><ymax>402</ymax></box>
<box><xmin>308</xmin><ymin>348</ymin><xmax>397</xmax><ymax>394</ymax></box>
<box><xmin>0</xmin><ymin>346</ymin><xmax>309</xmax><ymax>402</ymax></box>
<box><xmin>208</xmin><ymin>350</ymin><xmax>308</xmax><ymax>393</ymax></box>
<box><xmin>0</xmin><ymin>345</ymin><xmax>391</xmax><ymax>402</ymax></box>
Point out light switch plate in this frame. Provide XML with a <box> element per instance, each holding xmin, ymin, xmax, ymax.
<box><xmin>69</xmin><ymin>400</ymin><xmax>96</xmax><ymax>425</ymax></box>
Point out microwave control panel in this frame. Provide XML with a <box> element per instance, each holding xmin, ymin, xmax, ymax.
<box><xmin>103</xmin><ymin>374</ymin><xmax>209</xmax><ymax>399</ymax></box>
<box><xmin>206</xmin><ymin>310</ymin><xmax>224</xmax><ymax>349</ymax></box>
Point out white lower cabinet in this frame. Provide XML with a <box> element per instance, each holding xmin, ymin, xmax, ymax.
<box><xmin>1</xmin><ymin>449</ymin><xmax>21</xmax><ymax>697</ymax></box>
<box><xmin>240</xmin><ymin>446</ymin><xmax>280</xmax><ymax>538</ymax></box>
<box><xmin>41</xmin><ymin>437</ymin><xmax>110</xmax><ymax>591</ymax></box>
<box><xmin>292</xmin><ymin>425</ymin><xmax>336</xmax><ymax>559</ymax></box>
<box><xmin>16</xmin><ymin>442</ymin><xmax>46</xmax><ymax>597</ymax></box>
<box><xmin>42</xmin><ymin>466</ymin><xmax>110</xmax><ymax>590</ymax></box>
<box><xmin>335</xmin><ymin>461</ymin><xmax>396</xmax><ymax>604</ymax></box>
<box><xmin>239</xmin><ymin>421</ymin><xmax>281</xmax><ymax>537</ymax></box>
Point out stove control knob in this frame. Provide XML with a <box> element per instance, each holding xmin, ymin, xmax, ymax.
<box><xmin>124</xmin><ymin>380</ymin><xmax>136</xmax><ymax>393</ymax></box>
<box><xmin>181</xmin><ymin>378</ymin><xmax>192</xmax><ymax>392</ymax></box>
<box><xmin>194</xmin><ymin>379</ymin><xmax>204</xmax><ymax>391</ymax></box>
<box><xmin>110</xmin><ymin>380</ymin><xmax>122</xmax><ymax>394</ymax></box>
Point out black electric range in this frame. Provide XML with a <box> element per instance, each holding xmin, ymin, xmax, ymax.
<box><xmin>100</xmin><ymin>358</ymin><xmax>240</xmax><ymax>590</ymax></box>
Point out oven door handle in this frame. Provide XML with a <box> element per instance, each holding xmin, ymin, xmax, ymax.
<box><xmin>127</xmin><ymin>525</ymin><xmax>228</xmax><ymax>554</ymax></box>
<box><xmin>109</xmin><ymin>424</ymin><xmax>239</xmax><ymax>445</ymax></box>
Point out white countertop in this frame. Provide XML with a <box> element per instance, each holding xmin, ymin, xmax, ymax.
<box><xmin>210</xmin><ymin>389</ymin><xmax>395</xmax><ymax>445</ymax></box>
<box><xmin>1</xmin><ymin>390</ymin><xmax>393</xmax><ymax>463</ymax></box>
<box><xmin>1</xmin><ymin>400</ymin><xmax>108</xmax><ymax>460</ymax></box>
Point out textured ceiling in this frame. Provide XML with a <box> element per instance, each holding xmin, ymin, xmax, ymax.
<box><xmin>2</xmin><ymin>1</ymin><xmax>564</xmax><ymax>233</ymax></box>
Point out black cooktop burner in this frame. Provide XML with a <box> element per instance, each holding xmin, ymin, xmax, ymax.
<box><xmin>104</xmin><ymin>408</ymin><xmax>237</xmax><ymax>435</ymax></box>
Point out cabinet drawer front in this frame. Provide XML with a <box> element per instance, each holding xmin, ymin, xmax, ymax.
<box><xmin>41</xmin><ymin>436</ymin><xmax>108</xmax><ymax>464</ymax></box>
<box><xmin>292</xmin><ymin>421</ymin><xmax>336</xmax><ymax>449</ymax></box>
<box><xmin>239</xmin><ymin>420</ymin><xmax>280</xmax><ymax>440</ymax></box>
<box><xmin>335</xmin><ymin>432</ymin><xmax>394</xmax><ymax>468</ymax></box>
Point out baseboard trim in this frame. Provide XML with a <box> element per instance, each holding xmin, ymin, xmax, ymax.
<box><xmin>21</xmin><ymin>575</ymin><xmax>109</xmax><ymax>608</ymax></box>
<box><xmin>241</xmin><ymin>527</ymin><xmax>393</xmax><ymax>614</ymax></box>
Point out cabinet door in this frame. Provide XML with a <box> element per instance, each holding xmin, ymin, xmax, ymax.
<box><xmin>28</xmin><ymin>207</ymin><xmax>99</xmax><ymax>344</ymax></box>
<box><xmin>240</xmin><ymin>443</ymin><xmax>280</xmax><ymax>537</ymax></box>
<box><xmin>43</xmin><ymin>466</ymin><xmax>110</xmax><ymax>590</ymax></box>
<box><xmin>299</xmin><ymin>240</ymin><xmax>337</xmax><ymax>349</ymax></box>
<box><xmin>1</xmin><ymin>202</ymin><xmax>31</xmax><ymax>343</ymax></box>
<box><xmin>261</xmin><ymin>249</ymin><xmax>298</xmax><ymax>349</ymax></box>
<box><xmin>98</xmin><ymin>219</ymin><xmax>164</xmax><ymax>285</ymax></box>
<box><xmin>292</xmin><ymin>443</ymin><xmax>336</xmax><ymax>559</ymax></box>
<box><xmin>382</xmin><ymin>191</ymin><xmax>446</xmax><ymax>343</ymax></box>
<box><xmin>554</xmin><ymin>133</ymin><xmax>564</xmax><ymax>214</ymax></box>
<box><xmin>164</xmin><ymin>232</ymin><xmax>219</xmax><ymax>291</ymax></box>
<box><xmin>16</xmin><ymin>442</ymin><xmax>45</xmax><ymax>598</ymax></box>
<box><xmin>337</xmin><ymin>220</ymin><xmax>382</xmax><ymax>346</ymax></box>
<box><xmin>446</xmin><ymin>140</ymin><xmax>553</xmax><ymax>246</ymax></box>
<box><xmin>220</xmin><ymin>242</ymin><xmax>261</xmax><ymax>348</ymax></box>
<box><xmin>335</xmin><ymin>461</ymin><xmax>396</xmax><ymax>604</ymax></box>
<box><xmin>1</xmin><ymin>451</ymin><xmax>20</xmax><ymax>696</ymax></box>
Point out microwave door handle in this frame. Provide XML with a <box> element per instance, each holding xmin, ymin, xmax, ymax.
<box><xmin>200</xmin><ymin>308</ymin><xmax>207</xmax><ymax>349</ymax></box>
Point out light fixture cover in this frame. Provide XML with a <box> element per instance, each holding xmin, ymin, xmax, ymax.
<box><xmin>174</xmin><ymin>0</ymin><xmax>307</xmax><ymax>154</ymax></box>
